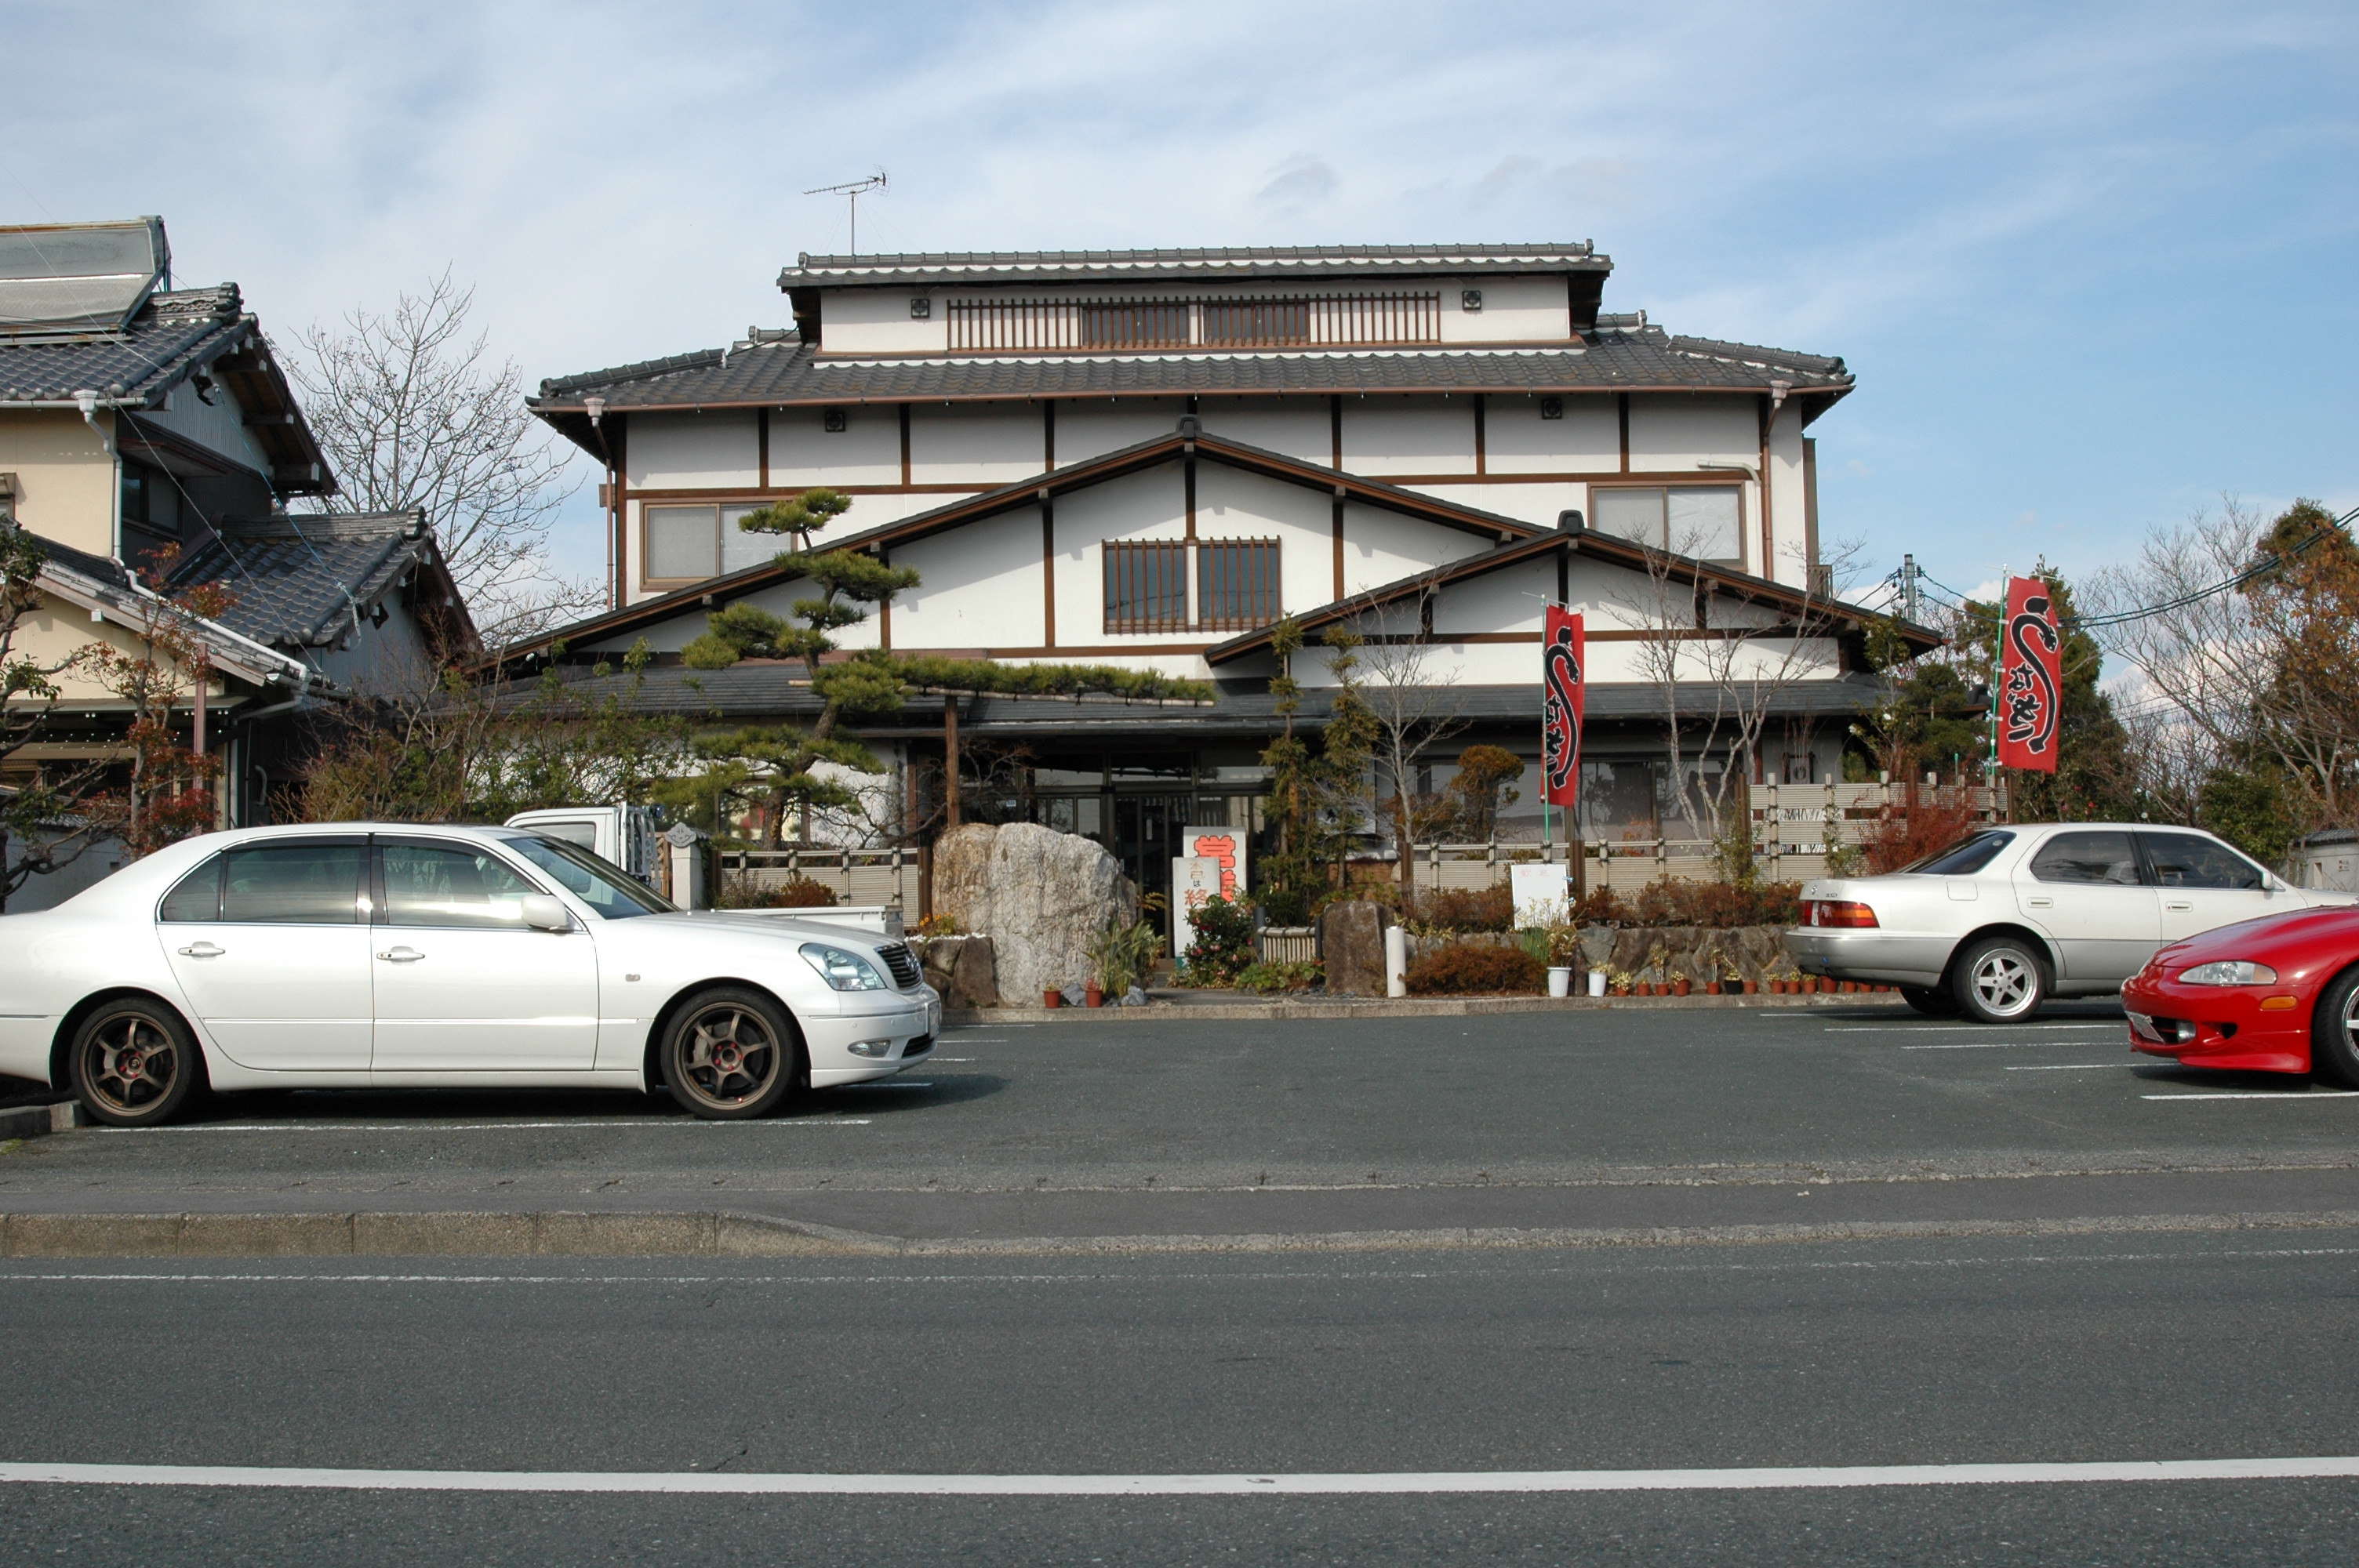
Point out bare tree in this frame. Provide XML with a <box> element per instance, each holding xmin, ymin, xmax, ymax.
<box><xmin>1338</xmin><ymin>580</ymin><xmax>1472</xmax><ymax>881</ymax></box>
<box><xmin>1618</xmin><ymin>535</ymin><xmax>1858</xmax><ymax>877</ymax></box>
<box><xmin>289</xmin><ymin>271</ymin><xmax>596</xmax><ymax>645</ymax></box>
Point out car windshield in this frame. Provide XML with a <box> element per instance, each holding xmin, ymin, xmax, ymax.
<box><xmin>1899</xmin><ymin>830</ymin><xmax>2015</xmax><ymax>877</ymax></box>
<box><xmin>501</xmin><ymin>833</ymin><xmax>675</xmax><ymax>919</ymax></box>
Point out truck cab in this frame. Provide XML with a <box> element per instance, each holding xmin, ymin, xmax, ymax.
<box><xmin>503</xmin><ymin>806</ymin><xmax>663</xmax><ymax>889</ymax></box>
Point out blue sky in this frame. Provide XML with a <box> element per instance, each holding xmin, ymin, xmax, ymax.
<box><xmin>4</xmin><ymin>0</ymin><xmax>2353</xmax><ymax>602</ymax></box>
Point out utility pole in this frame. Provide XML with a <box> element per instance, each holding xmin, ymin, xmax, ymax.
<box><xmin>1899</xmin><ymin>553</ymin><xmax>1922</xmax><ymax>623</ymax></box>
<box><xmin>804</xmin><ymin>172</ymin><xmax>889</xmax><ymax>254</ymax></box>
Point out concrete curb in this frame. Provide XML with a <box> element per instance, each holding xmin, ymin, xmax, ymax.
<box><xmin>5</xmin><ymin>1206</ymin><xmax>2354</xmax><ymax>1260</ymax></box>
<box><xmin>0</xmin><ymin>1101</ymin><xmax>82</xmax><ymax>1143</ymax></box>
<box><xmin>948</xmin><ymin>993</ymin><xmax>1909</xmax><ymax>1024</ymax></box>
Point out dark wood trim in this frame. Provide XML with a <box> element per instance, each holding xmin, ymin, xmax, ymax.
<box><xmin>627</xmin><ymin>470</ymin><xmax>1739</xmax><ymax>501</ymax></box>
<box><xmin>1183</xmin><ymin>452</ymin><xmax>1197</xmax><ymax>540</ymax></box>
<box><xmin>1332</xmin><ymin>493</ymin><xmax>1346</xmax><ymax>601</ymax></box>
<box><xmin>623</xmin><ymin>482</ymin><xmax>991</xmax><ymax>501</ymax></box>
<box><xmin>1556</xmin><ymin>539</ymin><xmax>1569</xmax><ymax>605</ymax></box>
<box><xmin>878</xmin><ymin>550</ymin><xmax>892</xmax><ymax>649</ymax></box>
<box><xmin>1041</xmin><ymin>499</ymin><xmax>1056</xmax><ymax>649</ymax></box>
<box><xmin>1417</xmin><ymin>627</ymin><xmax>1825</xmax><ymax>645</ymax></box>
<box><xmin>1330</xmin><ymin>394</ymin><xmax>1343</xmax><ymax>469</ymax></box>
<box><xmin>1758</xmin><ymin>394</ymin><xmax>1774</xmax><ymax>575</ymax></box>
<box><xmin>812</xmin><ymin>335</ymin><xmax>1593</xmax><ymax>364</ymax></box>
<box><xmin>1802</xmin><ymin>435</ymin><xmax>1820</xmax><ymax>575</ymax></box>
<box><xmin>1617</xmin><ymin>394</ymin><xmax>1630</xmax><ymax>474</ymax></box>
<box><xmin>757</xmin><ymin>407</ymin><xmax>770</xmax><ymax>490</ymax></box>
<box><xmin>1043</xmin><ymin>400</ymin><xmax>1056</xmax><ymax>470</ymax></box>
<box><xmin>1473</xmin><ymin>394</ymin><xmax>1487</xmax><ymax>477</ymax></box>
<box><xmin>979</xmin><ymin>643</ymin><xmax>1219</xmax><ymax>658</ymax></box>
<box><xmin>899</xmin><ymin>402</ymin><xmax>912</xmax><ymax>487</ymax></box>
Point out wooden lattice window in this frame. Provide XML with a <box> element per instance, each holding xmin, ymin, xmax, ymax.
<box><xmin>1196</xmin><ymin>539</ymin><xmax>1281</xmax><ymax>630</ymax></box>
<box><xmin>1103</xmin><ymin>541</ymin><xmax>1191</xmax><ymax>633</ymax></box>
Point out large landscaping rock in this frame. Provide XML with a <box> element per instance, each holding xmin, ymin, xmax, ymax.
<box><xmin>1320</xmin><ymin>902</ymin><xmax>1389</xmax><ymax>996</ymax></box>
<box><xmin>915</xmin><ymin>934</ymin><xmax>999</xmax><ymax>1009</ymax></box>
<box><xmin>932</xmin><ymin>823</ymin><xmax>1136</xmax><ymax>1002</ymax></box>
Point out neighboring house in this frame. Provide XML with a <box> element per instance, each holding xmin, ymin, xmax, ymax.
<box><xmin>0</xmin><ymin>218</ymin><xmax>474</xmax><ymax>906</ymax></box>
<box><xmin>516</xmin><ymin>244</ymin><xmax>1932</xmax><ymax>903</ymax></box>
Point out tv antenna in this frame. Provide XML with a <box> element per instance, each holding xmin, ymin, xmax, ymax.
<box><xmin>804</xmin><ymin>172</ymin><xmax>889</xmax><ymax>254</ymax></box>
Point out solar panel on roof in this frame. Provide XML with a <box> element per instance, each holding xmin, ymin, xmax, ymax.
<box><xmin>0</xmin><ymin>217</ymin><xmax>169</xmax><ymax>339</ymax></box>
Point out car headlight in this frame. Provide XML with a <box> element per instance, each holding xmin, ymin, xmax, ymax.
<box><xmin>2176</xmin><ymin>960</ymin><xmax>2277</xmax><ymax>986</ymax></box>
<box><xmin>800</xmin><ymin>943</ymin><xmax>889</xmax><ymax>992</ymax></box>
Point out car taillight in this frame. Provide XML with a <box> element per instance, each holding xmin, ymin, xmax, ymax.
<box><xmin>1806</xmin><ymin>899</ymin><xmax>1879</xmax><ymax>929</ymax></box>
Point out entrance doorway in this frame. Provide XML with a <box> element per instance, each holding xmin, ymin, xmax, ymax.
<box><xmin>1114</xmin><ymin>794</ymin><xmax>1191</xmax><ymax>941</ymax></box>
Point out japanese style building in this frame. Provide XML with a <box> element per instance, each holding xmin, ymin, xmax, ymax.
<box><xmin>518</xmin><ymin>245</ymin><xmax>1930</xmax><ymax>903</ymax></box>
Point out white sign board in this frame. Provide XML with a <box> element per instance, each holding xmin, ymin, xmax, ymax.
<box><xmin>1171</xmin><ymin>855</ymin><xmax>1227</xmax><ymax>960</ymax></box>
<box><xmin>1179</xmin><ymin>828</ymin><xmax>1248</xmax><ymax>900</ymax></box>
<box><xmin>1509</xmin><ymin>863</ymin><xmax>1570</xmax><ymax>927</ymax></box>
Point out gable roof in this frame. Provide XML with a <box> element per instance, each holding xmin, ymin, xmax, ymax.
<box><xmin>0</xmin><ymin>280</ymin><xmax>334</xmax><ymax>495</ymax></box>
<box><xmin>477</xmin><ymin>427</ymin><xmax>1550</xmax><ymax>668</ymax></box>
<box><xmin>780</xmin><ymin>244</ymin><xmax>1610</xmax><ymax>289</ymax></box>
<box><xmin>165</xmin><ymin>510</ymin><xmax>478</xmax><ymax>657</ymax></box>
<box><xmin>1198</xmin><ymin>528</ymin><xmax>1943</xmax><ymax>666</ymax></box>
<box><xmin>530</xmin><ymin>323</ymin><xmax>1852</xmax><ymax>458</ymax></box>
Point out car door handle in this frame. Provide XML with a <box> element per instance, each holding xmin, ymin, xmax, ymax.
<box><xmin>2025</xmin><ymin>896</ymin><xmax>2053</xmax><ymax>909</ymax></box>
<box><xmin>177</xmin><ymin>942</ymin><xmax>225</xmax><ymax>958</ymax></box>
<box><xmin>2165</xmin><ymin>899</ymin><xmax>2194</xmax><ymax>911</ymax></box>
<box><xmin>376</xmin><ymin>947</ymin><xmax>426</xmax><ymax>964</ymax></box>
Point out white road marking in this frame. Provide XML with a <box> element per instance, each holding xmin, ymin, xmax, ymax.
<box><xmin>1900</xmin><ymin>1041</ymin><xmax>2118</xmax><ymax>1051</ymax></box>
<box><xmin>2</xmin><ymin>1457</ymin><xmax>2355</xmax><ymax>1495</ymax></box>
<box><xmin>841</xmin><ymin>1082</ymin><xmax>932</xmax><ymax>1091</ymax></box>
<box><xmin>2143</xmin><ymin>1091</ymin><xmax>2359</xmax><ymax>1102</ymax></box>
<box><xmin>1826</xmin><ymin>1025</ymin><xmax>2121</xmax><ymax>1034</ymax></box>
<box><xmin>121</xmin><ymin>1120</ymin><xmax>874</xmax><ymax>1133</ymax></box>
<box><xmin>2003</xmin><ymin>1064</ymin><xmax>2135</xmax><ymax>1071</ymax></box>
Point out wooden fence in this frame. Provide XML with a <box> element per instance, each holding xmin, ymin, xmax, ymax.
<box><xmin>718</xmin><ymin>846</ymin><xmax>926</xmax><ymax>913</ymax></box>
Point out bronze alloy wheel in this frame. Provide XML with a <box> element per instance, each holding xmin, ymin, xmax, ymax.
<box><xmin>664</xmin><ymin>988</ymin><xmax>798</xmax><ymax>1120</ymax></box>
<box><xmin>70</xmin><ymin>1000</ymin><xmax>199</xmax><ymax>1127</ymax></box>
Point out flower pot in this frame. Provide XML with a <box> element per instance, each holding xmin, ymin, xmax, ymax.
<box><xmin>1611</xmin><ymin>984</ymin><xmax>1630</xmax><ymax>997</ymax></box>
<box><xmin>1588</xmin><ymin>970</ymin><xmax>1608</xmax><ymax>998</ymax></box>
<box><xmin>1743</xmin><ymin>980</ymin><xmax>1758</xmax><ymax>995</ymax></box>
<box><xmin>1547</xmin><ymin>966</ymin><xmax>1572</xmax><ymax>999</ymax></box>
<box><xmin>1673</xmin><ymin>978</ymin><xmax>1692</xmax><ymax>997</ymax></box>
<box><xmin>1043</xmin><ymin>988</ymin><xmax>1062</xmax><ymax>1008</ymax></box>
<box><xmin>1085</xmin><ymin>982</ymin><xmax>1104</xmax><ymax>1007</ymax></box>
<box><xmin>1704</xmin><ymin>981</ymin><xmax>1722</xmax><ymax>996</ymax></box>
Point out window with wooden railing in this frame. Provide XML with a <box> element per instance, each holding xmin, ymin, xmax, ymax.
<box><xmin>1196</xmin><ymin>539</ymin><xmax>1281</xmax><ymax>630</ymax></box>
<box><xmin>1103</xmin><ymin>541</ymin><xmax>1192</xmax><ymax>633</ymax></box>
<box><xmin>948</xmin><ymin>293</ymin><xmax>1440</xmax><ymax>354</ymax></box>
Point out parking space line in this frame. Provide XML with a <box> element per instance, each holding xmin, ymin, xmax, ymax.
<box><xmin>1900</xmin><ymin>1041</ymin><xmax>2121</xmax><ymax>1051</ymax></box>
<box><xmin>2002</xmin><ymin>1064</ymin><xmax>2134</xmax><ymax>1071</ymax></box>
<box><xmin>2143</xmin><ymin>1091</ymin><xmax>2359</xmax><ymax>1102</ymax></box>
<box><xmin>1827</xmin><ymin>1025</ymin><xmax>2121</xmax><ymax>1034</ymax></box>
<box><xmin>2</xmin><ymin>1455</ymin><xmax>2355</xmax><ymax>1495</ymax></box>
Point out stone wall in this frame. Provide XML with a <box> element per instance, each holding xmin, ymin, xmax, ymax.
<box><xmin>1403</xmin><ymin>925</ymin><xmax>1795</xmax><ymax>987</ymax></box>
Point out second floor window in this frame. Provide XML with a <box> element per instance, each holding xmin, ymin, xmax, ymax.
<box><xmin>1197</xmin><ymin>539</ymin><xmax>1281</xmax><ymax>630</ymax></box>
<box><xmin>1593</xmin><ymin>485</ymin><xmax>1745</xmax><ymax>568</ymax></box>
<box><xmin>644</xmin><ymin>503</ymin><xmax>775</xmax><ymax>586</ymax></box>
<box><xmin>1103</xmin><ymin>541</ymin><xmax>1191</xmax><ymax>633</ymax></box>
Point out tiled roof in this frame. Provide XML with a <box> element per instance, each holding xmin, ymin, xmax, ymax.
<box><xmin>782</xmin><ymin>244</ymin><xmax>1608</xmax><ymax>288</ymax></box>
<box><xmin>166</xmin><ymin>511</ymin><xmax>440</xmax><ymax>650</ymax></box>
<box><xmin>0</xmin><ymin>285</ymin><xmax>249</xmax><ymax>402</ymax></box>
<box><xmin>531</xmin><ymin>324</ymin><xmax>1850</xmax><ymax>430</ymax></box>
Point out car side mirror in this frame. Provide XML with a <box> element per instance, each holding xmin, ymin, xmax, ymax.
<box><xmin>520</xmin><ymin>894</ymin><xmax>572</xmax><ymax>932</ymax></box>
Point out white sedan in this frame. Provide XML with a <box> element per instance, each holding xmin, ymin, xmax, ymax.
<box><xmin>0</xmin><ymin>823</ymin><xmax>940</xmax><ymax>1127</ymax></box>
<box><xmin>1783</xmin><ymin>822</ymin><xmax>2354</xmax><ymax>1023</ymax></box>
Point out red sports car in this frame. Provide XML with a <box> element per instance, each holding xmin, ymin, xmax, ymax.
<box><xmin>2121</xmin><ymin>906</ymin><xmax>2359</xmax><ymax>1083</ymax></box>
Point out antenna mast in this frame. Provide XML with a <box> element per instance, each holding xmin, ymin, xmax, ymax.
<box><xmin>804</xmin><ymin>172</ymin><xmax>889</xmax><ymax>254</ymax></box>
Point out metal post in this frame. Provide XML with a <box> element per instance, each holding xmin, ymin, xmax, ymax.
<box><xmin>943</xmin><ymin>699</ymin><xmax>961</xmax><ymax>830</ymax></box>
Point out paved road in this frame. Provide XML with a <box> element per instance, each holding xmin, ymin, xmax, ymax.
<box><xmin>2</xmin><ymin>1231</ymin><xmax>2356</xmax><ymax>1563</ymax></box>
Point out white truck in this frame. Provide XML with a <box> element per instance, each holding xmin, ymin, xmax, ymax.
<box><xmin>503</xmin><ymin>806</ymin><xmax>664</xmax><ymax>888</ymax></box>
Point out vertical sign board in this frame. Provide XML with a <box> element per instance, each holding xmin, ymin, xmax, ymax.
<box><xmin>1180</xmin><ymin>829</ymin><xmax>1247</xmax><ymax>901</ymax></box>
<box><xmin>1997</xmin><ymin>577</ymin><xmax>2063</xmax><ymax>774</ymax></box>
<box><xmin>1509</xmin><ymin>862</ymin><xmax>1570</xmax><ymax>927</ymax></box>
<box><xmin>1171</xmin><ymin>855</ymin><xmax>1225</xmax><ymax>961</ymax></box>
<box><xmin>1541</xmin><ymin>608</ymin><xmax>1585</xmax><ymax>869</ymax></box>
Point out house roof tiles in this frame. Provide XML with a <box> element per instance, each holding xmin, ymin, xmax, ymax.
<box><xmin>165</xmin><ymin>511</ymin><xmax>463</xmax><ymax>652</ymax></box>
<box><xmin>781</xmin><ymin>244</ymin><xmax>1608</xmax><ymax>289</ymax></box>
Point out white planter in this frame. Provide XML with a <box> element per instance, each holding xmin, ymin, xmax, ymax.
<box><xmin>1587</xmin><ymin>969</ymin><xmax>1608</xmax><ymax>998</ymax></box>
<box><xmin>1547</xmin><ymin>966</ymin><xmax>1572</xmax><ymax>998</ymax></box>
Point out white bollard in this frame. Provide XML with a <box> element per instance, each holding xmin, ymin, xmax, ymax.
<box><xmin>1385</xmin><ymin>925</ymin><xmax>1408</xmax><ymax>998</ymax></box>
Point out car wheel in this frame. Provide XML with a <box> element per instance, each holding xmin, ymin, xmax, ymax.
<box><xmin>69</xmin><ymin>998</ymin><xmax>202</xmax><ymax>1128</ymax></box>
<box><xmin>2309</xmin><ymin>967</ymin><xmax>2359</xmax><ymax>1088</ymax></box>
<box><xmin>1899</xmin><ymin>984</ymin><xmax>1959</xmax><ymax>1017</ymax></box>
<box><xmin>1951</xmin><ymin>936</ymin><xmax>2047</xmax><ymax>1024</ymax></box>
<box><xmin>663</xmin><ymin>988</ymin><xmax>800</xmax><ymax>1120</ymax></box>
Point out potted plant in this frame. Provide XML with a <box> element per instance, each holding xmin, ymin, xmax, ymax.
<box><xmin>1043</xmin><ymin>987</ymin><xmax>1062</xmax><ymax>1008</ymax></box>
<box><xmin>1672</xmin><ymin>975</ymin><xmax>1692</xmax><ymax>997</ymax></box>
<box><xmin>1085</xmin><ymin>980</ymin><xmax>1104</xmax><ymax>1007</ymax></box>
<box><xmin>1085</xmin><ymin>917</ymin><xmax>1162</xmax><ymax>1009</ymax></box>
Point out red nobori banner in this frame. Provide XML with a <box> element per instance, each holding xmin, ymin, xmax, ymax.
<box><xmin>1541</xmin><ymin>608</ymin><xmax>1585</xmax><ymax>808</ymax></box>
<box><xmin>1997</xmin><ymin>575</ymin><xmax>2063</xmax><ymax>773</ymax></box>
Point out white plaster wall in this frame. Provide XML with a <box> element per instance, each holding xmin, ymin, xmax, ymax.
<box><xmin>1341</xmin><ymin>502</ymin><xmax>1487</xmax><ymax>593</ymax></box>
<box><xmin>765</xmin><ymin>403</ymin><xmax>900</xmax><ymax>487</ymax></box>
<box><xmin>140</xmin><ymin>381</ymin><xmax>274</xmax><ymax>477</ymax></box>
<box><xmin>1764</xmin><ymin>401</ymin><xmax>1810</xmax><ymax>588</ymax></box>
<box><xmin>1194</xmin><ymin>464</ymin><xmax>1345</xmax><ymax>617</ymax></box>
<box><xmin>1624</xmin><ymin>395</ymin><xmax>1757</xmax><ymax>472</ymax></box>
<box><xmin>1056</xmin><ymin>397</ymin><xmax>1184</xmax><ymax>466</ymax></box>
<box><xmin>1404</xmin><ymin>481</ymin><xmax>1586</xmax><ymax>531</ymax></box>
<box><xmin>837</xmin><ymin>490</ymin><xmax>965</xmax><ymax>540</ymax></box>
<box><xmin>816</xmin><ymin>289</ymin><xmax>950</xmax><ymax>356</ymax></box>
<box><xmin>1430</xmin><ymin>555</ymin><xmax>1550</xmax><ymax>637</ymax></box>
<box><xmin>1198</xmin><ymin>397</ymin><xmax>1328</xmax><ymax>465</ymax></box>
<box><xmin>0</xmin><ymin>410</ymin><xmax>114</xmax><ymax>557</ymax></box>
<box><xmin>626</xmin><ymin>411</ymin><xmax>760</xmax><ymax>489</ymax></box>
<box><xmin>907</xmin><ymin>401</ymin><xmax>1045</xmax><ymax>485</ymax></box>
<box><xmin>1484</xmin><ymin>393</ymin><xmax>1618</xmax><ymax>473</ymax></box>
<box><xmin>892</xmin><ymin>509</ymin><xmax>1046</xmax><ymax>650</ymax></box>
<box><xmin>1436</xmin><ymin>276</ymin><xmax>1574</xmax><ymax>344</ymax></box>
<box><xmin>1340</xmin><ymin>396</ymin><xmax>1476</xmax><ymax>476</ymax></box>
<box><xmin>1050</xmin><ymin>465</ymin><xmax>1198</xmax><ymax>647</ymax></box>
